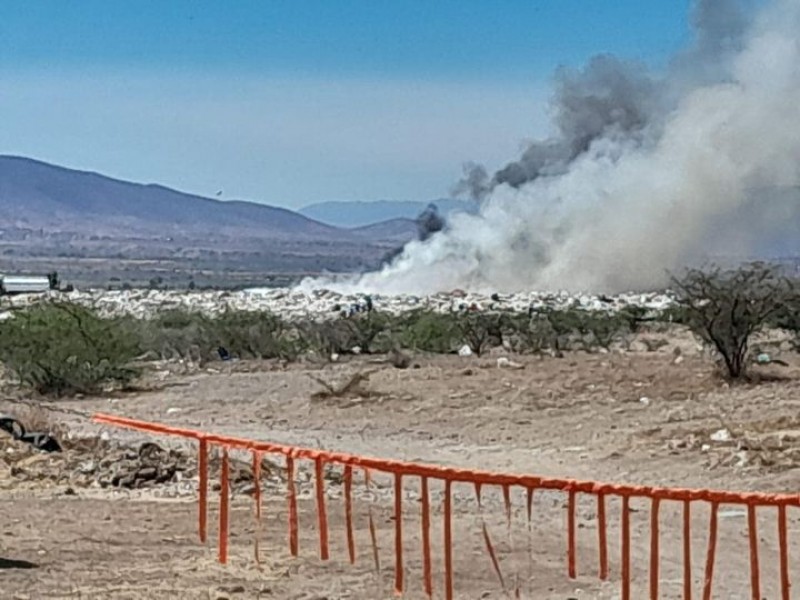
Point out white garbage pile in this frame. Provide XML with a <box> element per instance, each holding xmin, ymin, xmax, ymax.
<box><xmin>0</xmin><ymin>287</ymin><xmax>678</xmax><ymax>321</ymax></box>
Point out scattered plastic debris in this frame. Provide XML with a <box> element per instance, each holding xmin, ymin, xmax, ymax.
<box><xmin>710</xmin><ymin>429</ymin><xmax>732</xmax><ymax>443</ymax></box>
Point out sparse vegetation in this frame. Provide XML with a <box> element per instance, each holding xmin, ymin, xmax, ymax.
<box><xmin>0</xmin><ymin>303</ymin><xmax>140</xmax><ymax>395</ymax></box>
<box><xmin>134</xmin><ymin>309</ymin><xmax>302</xmax><ymax>363</ymax></box>
<box><xmin>454</xmin><ymin>312</ymin><xmax>505</xmax><ymax>356</ymax></box>
<box><xmin>298</xmin><ymin>312</ymin><xmax>395</xmax><ymax>357</ymax></box>
<box><xmin>1</xmin><ymin>272</ymin><xmax>796</xmax><ymax>397</ymax></box>
<box><xmin>395</xmin><ymin>310</ymin><xmax>460</xmax><ymax>354</ymax></box>
<box><xmin>773</xmin><ymin>292</ymin><xmax>800</xmax><ymax>352</ymax></box>
<box><xmin>509</xmin><ymin>307</ymin><xmax>635</xmax><ymax>355</ymax></box>
<box><xmin>671</xmin><ymin>263</ymin><xmax>795</xmax><ymax>380</ymax></box>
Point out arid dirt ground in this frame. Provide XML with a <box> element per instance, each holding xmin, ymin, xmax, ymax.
<box><xmin>2</xmin><ymin>327</ymin><xmax>800</xmax><ymax>599</ymax></box>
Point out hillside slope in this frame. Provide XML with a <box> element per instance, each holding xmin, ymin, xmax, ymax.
<box><xmin>0</xmin><ymin>156</ymin><xmax>345</xmax><ymax>240</ymax></box>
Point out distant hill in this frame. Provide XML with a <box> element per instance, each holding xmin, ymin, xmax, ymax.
<box><xmin>299</xmin><ymin>198</ymin><xmax>478</xmax><ymax>228</ymax></box>
<box><xmin>0</xmin><ymin>155</ymin><xmax>349</xmax><ymax>240</ymax></box>
<box><xmin>0</xmin><ymin>155</ymin><xmax>419</xmax><ymax>286</ymax></box>
<box><xmin>351</xmin><ymin>217</ymin><xmax>418</xmax><ymax>242</ymax></box>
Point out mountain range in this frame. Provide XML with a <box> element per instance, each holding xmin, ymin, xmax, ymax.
<box><xmin>0</xmin><ymin>155</ymin><xmax>421</xmax><ymax>287</ymax></box>
<box><xmin>0</xmin><ymin>155</ymin><xmax>419</xmax><ymax>240</ymax></box>
<box><xmin>299</xmin><ymin>198</ymin><xmax>477</xmax><ymax>228</ymax></box>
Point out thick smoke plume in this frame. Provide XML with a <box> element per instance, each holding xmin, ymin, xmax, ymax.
<box><xmin>306</xmin><ymin>0</ymin><xmax>800</xmax><ymax>295</ymax></box>
<box><xmin>415</xmin><ymin>203</ymin><xmax>446</xmax><ymax>240</ymax></box>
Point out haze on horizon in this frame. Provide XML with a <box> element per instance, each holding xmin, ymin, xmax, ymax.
<box><xmin>0</xmin><ymin>1</ymin><xmax>691</xmax><ymax>209</ymax></box>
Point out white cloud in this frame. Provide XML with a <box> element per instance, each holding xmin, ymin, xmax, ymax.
<box><xmin>0</xmin><ymin>69</ymin><xmax>549</xmax><ymax>207</ymax></box>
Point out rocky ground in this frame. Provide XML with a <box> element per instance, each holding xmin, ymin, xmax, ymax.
<box><xmin>2</xmin><ymin>326</ymin><xmax>800</xmax><ymax>599</ymax></box>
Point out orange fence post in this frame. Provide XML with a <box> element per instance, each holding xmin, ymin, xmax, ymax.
<box><xmin>365</xmin><ymin>469</ymin><xmax>381</xmax><ymax>574</ymax></box>
<box><xmin>344</xmin><ymin>465</ymin><xmax>356</xmax><ymax>565</ymax></box>
<box><xmin>567</xmin><ymin>489</ymin><xmax>577</xmax><ymax>579</ymax></box>
<box><xmin>650</xmin><ymin>497</ymin><xmax>661</xmax><ymax>600</ymax></box>
<box><xmin>444</xmin><ymin>479</ymin><xmax>453</xmax><ymax>600</ymax></box>
<box><xmin>421</xmin><ymin>476</ymin><xmax>433</xmax><ymax>598</ymax></box>
<box><xmin>621</xmin><ymin>495</ymin><xmax>631</xmax><ymax>600</ymax></box>
<box><xmin>394</xmin><ymin>473</ymin><xmax>404</xmax><ymax>596</ymax></box>
<box><xmin>597</xmin><ymin>492</ymin><xmax>608</xmax><ymax>581</ymax></box>
<box><xmin>702</xmin><ymin>502</ymin><xmax>719</xmax><ymax>600</ymax></box>
<box><xmin>778</xmin><ymin>504</ymin><xmax>790</xmax><ymax>600</ymax></box>
<box><xmin>219</xmin><ymin>447</ymin><xmax>230</xmax><ymax>564</ymax></box>
<box><xmin>748</xmin><ymin>504</ymin><xmax>760</xmax><ymax>600</ymax></box>
<box><xmin>198</xmin><ymin>438</ymin><xmax>209</xmax><ymax>545</ymax></box>
<box><xmin>252</xmin><ymin>450</ymin><xmax>262</xmax><ymax>564</ymax></box>
<box><xmin>683</xmin><ymin>500</ymin><xmax>692</xmax><ymax>600</ymax></box>
<box><xmin>314</xmin><ymin>457</ymin><xmax>330</xmax><ymax>561</ymax></box>
<box><xmin>287</xmin><ymin>456</ymin><xmax>299</xmax><ymax>557</ymax></box>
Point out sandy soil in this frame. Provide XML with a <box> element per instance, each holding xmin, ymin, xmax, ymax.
<box><xmin>2</xmin><ymin>328</ymin><xmax>800</xmax><ymax>599</ymax></box>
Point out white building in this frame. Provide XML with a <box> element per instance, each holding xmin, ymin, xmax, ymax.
<box><xmin>0</xmin><ymin>275</ymin><xmax>52</xmax><ymax>294</ymax></box>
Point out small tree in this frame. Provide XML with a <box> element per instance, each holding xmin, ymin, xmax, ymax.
<box><xmin>671</xmin><ymin>263</ymin><xmax>793</xmax><ymax>379</ymax></box>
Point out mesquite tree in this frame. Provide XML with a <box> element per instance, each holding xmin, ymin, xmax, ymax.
<box><xmin>671</xmin><ymin>263</ymin><xmax>793</xmax><ymax>379</ymax></box>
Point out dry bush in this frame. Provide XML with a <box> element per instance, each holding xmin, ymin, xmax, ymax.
<box><xmin>308</xmin><ymin>370</ymin><xmax>378</xmax><ymax>401</ymax></box>
<box><xmin>671</xmin><ymin>263</ymin><xmax>794</xmax><ymax>379</ymax></box>
<box><xmin>509</xmin><ymin>308</ymin><xmax>633</xmax><ymax>355</ymax></box>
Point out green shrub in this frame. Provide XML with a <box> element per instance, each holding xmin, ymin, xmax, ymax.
<box><xmin>578</xmin><ymin>311</ymin><xmax>632</xmax><ymax>350</ymax></box>
<box><xmin>396</xmin><ymin>310</ymin><xmax>461</xmax><ymax>354</ymax></box>
<box><xmin>0</xmin><ymin>304</ymin><xmax>140</xmax><ymax>396</ymax></box>
<box><xmin>510</xmin><ymin>308</ymin><xmax>633</xmax><ymax>354</ymax></box>
<box><xmin>134</xmin><ymin>310</ymin><xmax>214</xmax><ymax>362</ymax></box>
<box><xmin>770</xmin><ymin>289</ymin><xmax>800</xmax><ymax>352</ymax></box>
<box><xmin>506</xmin><ymin>313</ymin><xmax>557</xmax><ymax>354</ymax></box>
<box><xmin>137</xmin><ymin>309</ymin><xmax>300</xmax><ymax>362</ymax></box>
<box><xmin>211</xmin><ymin>310</ymin><xmax>300</xmax><ymax>360</ymax></box>
<box><xmin>454</xmin><ymin>311</ymin><xmax>505</xmax><ymax>356</ymax></box>
<box><xmin>299</xmin><ymin>312</ymin><xmax>395</xmax><ymax>356</ymax></box>
<box><xmin>617</xmin><ymin>305</ymin><xmax>650</xmax><ymax>332</ymax></box>
<box><xmin>658</xmin><ymin>305</ymin><xmax>690</xmax><ymax>325</ymax></box>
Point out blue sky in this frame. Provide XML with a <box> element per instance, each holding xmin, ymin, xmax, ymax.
<box><xmin>0</xmin><ymin>1</ymin><xmax>692</xmax><ymax>208</ymax></box>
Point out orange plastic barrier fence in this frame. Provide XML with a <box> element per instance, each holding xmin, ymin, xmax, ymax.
<box><xmin>93</xmin><ymin>413</ymin><xmax>797</xmax><ymax>599</ymax></box>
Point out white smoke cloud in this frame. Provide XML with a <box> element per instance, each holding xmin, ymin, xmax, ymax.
<box><xmin>305</xmin><ymin>0</ymin><xmax>800</xmax><ymax>295</ymax></box>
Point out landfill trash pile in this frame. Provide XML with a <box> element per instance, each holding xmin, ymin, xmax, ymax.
<box><xmin>0</xmin><ymin>287</ymin><xmax>678</xmax><ymax>321</ymax></box>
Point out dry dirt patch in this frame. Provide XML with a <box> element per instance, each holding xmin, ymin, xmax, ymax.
<box><xmin>2</xmin><ymin>338</ymin><xmax>800</xmax><ymax>598</ymax></box>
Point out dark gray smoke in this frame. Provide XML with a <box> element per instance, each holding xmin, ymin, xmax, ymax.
<box><xmin>670</xmin><ymin>0</ymin><xmax>749</xmax><ymax>86</ymax></box>
<box><xmin>459</xmin><ymin>55</ymin><xmax>660</xmax><ymax>197</ymax></box>
<box><xmin>452</xmin><ymin>162</ymin><xmax>490</xmax><ymax>200</ymax></box>
<box><xmin>688</xmin><ymin>0</ymin><xmax>749</xmax><ymax>62</ymax></box>
<box><xmin>416</xmin><ymin>203</ymin><xmax>445</xmax><ymax>241</ymax></box>
<box><xmin>459</xmin><ymin>0</ymin><xmax>751</xmax><ymax>199</ymax></box>
<box><xmin>380</xmin><ymin>203</ymin><xmax>446</xmax><ymax>266</ymax></box>
<box><xmin>495</xmin><ymin>55</ymin><xmax>659</xmax><ymax>189</ymax></box>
